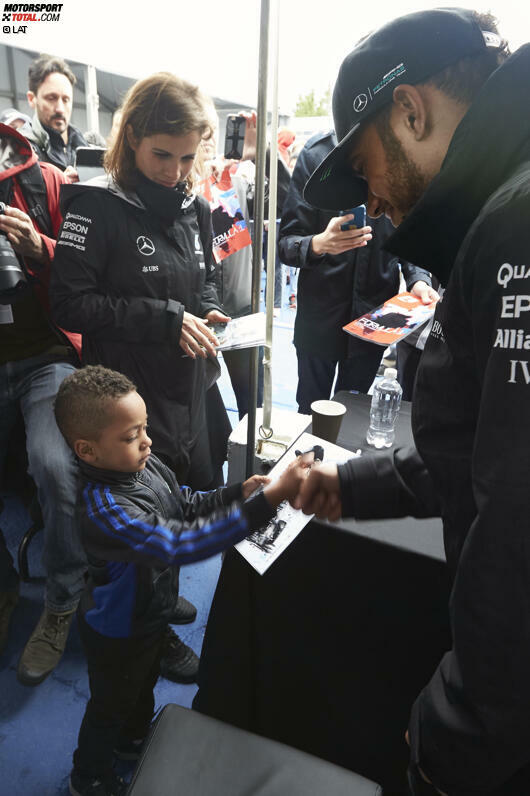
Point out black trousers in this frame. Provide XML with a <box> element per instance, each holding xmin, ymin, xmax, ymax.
<box><xmin>222</xmin><ymin>346</ymin><xmax>264</xmax><ymax>420</ymax></box>
<box><xmin>296</xmin><ymin>346</ymin><xmax>383</xmax><ymax>415</ymax></box>
<box><xmin>73</xmin><ymin>615</ymin><xmax>165</xmax><ymax>778</ymax></box>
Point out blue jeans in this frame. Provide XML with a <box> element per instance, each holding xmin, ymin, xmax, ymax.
<box><xmin>0</xmin><ymin>354</ymin><xmax>86</xmax><ymax>611</ymax></box>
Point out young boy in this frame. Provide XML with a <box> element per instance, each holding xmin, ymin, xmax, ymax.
<box><xmin>54</xmin><ymin>365</ymin><xmax>309</xmax><ymax>796</ymax></box>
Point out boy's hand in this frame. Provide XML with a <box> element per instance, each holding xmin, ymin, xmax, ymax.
<box><xmin>264</xmin><ymin>453</ymin><xmax>314</xmax><ymax>509</ymax></box>
<box><xmin>242</xmin><ymin>474</ymin><xmax>270</xmax><ymax>500</ymax></box>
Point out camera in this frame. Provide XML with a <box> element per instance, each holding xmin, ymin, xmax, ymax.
<box><xmin>0</xmin><ymin>201</ymin><xmax>27</xmax><ymax>304</ymax></box>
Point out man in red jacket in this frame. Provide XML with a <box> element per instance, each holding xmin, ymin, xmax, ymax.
<box><xmin>0</xmin><ymin>122</ymin><xmax>85</xmax><ymax>685</ymax></box>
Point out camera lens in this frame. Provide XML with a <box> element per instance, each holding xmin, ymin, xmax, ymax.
<box><xmin>0</xmin><ymin>205</ymin><xmax>27</xmax><ymax>304</ymax></box>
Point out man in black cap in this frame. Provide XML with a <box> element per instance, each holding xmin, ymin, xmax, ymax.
<box><xmin>298</xmin><ymin>8</ymin><xmax>530</xmax><ymax>795</ymax></box>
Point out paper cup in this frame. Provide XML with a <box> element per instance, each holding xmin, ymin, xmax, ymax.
<box><xmin>310</xmin><ymin>400</ymin><xmax>347</xmax><ymax>444</ymax></box>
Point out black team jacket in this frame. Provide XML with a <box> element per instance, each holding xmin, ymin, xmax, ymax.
<box><xmin>336</xmin><ymin>46</ymin><xmax>530</xmax><ymax>794</ymax></box>
<box><xmin>50</xmin><ymin>175</ymin><xmax>222</xmax><ymax>481</ymax></box>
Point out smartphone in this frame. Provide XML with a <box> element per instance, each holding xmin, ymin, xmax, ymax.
<box><xmin>340</xmin><ymin>204</ymin><xmax>366</xmax><ymax>231</ymax></box>
<box><xmin>224</xmin><ymin>115</ymin><xmax>246</xmax><ymax>160</ymax></box>
<box><xmin>75</xmin><ymin>146</ymin><xmax>106</xmax><ymax>181</ymax></box>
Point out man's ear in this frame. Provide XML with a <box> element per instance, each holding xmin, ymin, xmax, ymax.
<box><xmin>392</xmin><ymin>84</ymin><xmax>429</xmax><ymax>141</ymax></box>
<box><xmin>26</xmin><ymin>90</ymin><xmax>36</xmax><ymax>111</ymax></box>
<box><xmin>75</xmin><ymin>439</ymin><xmax>97</xmax><ymax>464</ymax></box>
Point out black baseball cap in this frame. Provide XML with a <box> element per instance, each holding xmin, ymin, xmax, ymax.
<box><xmin>304</xmin><ymin>8</ymin><xmax>503</xmax><ymax>210</ymax></box>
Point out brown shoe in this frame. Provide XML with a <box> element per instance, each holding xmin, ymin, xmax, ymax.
<box><xmin>0</xmin><ymin>586</ymin><xmax>20</xmax><ymax>655</ymax></box>
<box><xmin>17</xmin><ymin>606</ymin><xmax>75</xmax><ymax>686</ymax></box>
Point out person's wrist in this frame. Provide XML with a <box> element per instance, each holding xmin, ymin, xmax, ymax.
<box><xmin>36</xmin><ymin>234</ymin><xmax>48</xmax><ymax>262</ymax></box>
<box><xmin>311</xmin><ymin>233</ymin><xmax>324</xmax><ymax>256</ymax></box>
<box><xmin>263</xmin><ymin>481</ymin><xmax>283</xmax><ymax>509</ymax></box>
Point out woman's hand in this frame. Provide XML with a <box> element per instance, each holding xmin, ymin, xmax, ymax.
<box><xmin>204</xmin><ymin>309</ymin><xmax>231</xmax><ymax>324</ymax></box>
<box><xmin>179</xmin><ymin>311</ymin><xmax>219</xmax><ymax>359</ymax></box>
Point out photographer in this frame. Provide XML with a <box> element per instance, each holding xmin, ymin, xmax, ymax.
<box><xmin>0</xmin><ymin>122</ymin><xmax>85</xmax><ymax>686</ymax></box>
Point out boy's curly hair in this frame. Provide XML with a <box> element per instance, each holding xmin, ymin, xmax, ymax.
<box><xmin>54</xmin><ymin>365</ymin><xmax>136</xmax><ymax>449</ymax></box>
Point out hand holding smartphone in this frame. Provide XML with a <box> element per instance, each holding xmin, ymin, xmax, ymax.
<box><xmin>340</xmin><ymin>204</ymin><xmax>366</xmax><ymax>231</ymax></box>
<box><xmin>224</xmin><ymin>115</ymin><xmax>247</xmax><ymax>160</ymax></box>
<box><xmin>75</xmin><ymin>146</ymin><xmax>106</xmax><ymax>182</ymax></box>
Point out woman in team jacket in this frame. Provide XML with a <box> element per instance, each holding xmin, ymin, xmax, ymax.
<box><xmin>51</xmin><ymin>73</ymin><xmax>230</xmax><ymax>489</ymax></box>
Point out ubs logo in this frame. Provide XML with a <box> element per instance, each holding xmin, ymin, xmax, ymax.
<box><xmin>353</xmin><ymin>93</ymin><xmax>368</xmax><ymax>113</ymax></box>
<box><xmin>137</xmin><ymin>236</ymin><xmax>155</xmax><ymax>256</ymax></box>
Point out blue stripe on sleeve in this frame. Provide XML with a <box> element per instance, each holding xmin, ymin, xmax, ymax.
<box><xmin>83</xmin><ymin>483</ymin><xmax>248</xmax><ymax>566</ymax></box>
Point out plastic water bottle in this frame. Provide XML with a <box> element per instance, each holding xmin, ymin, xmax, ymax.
<box><xmin>366</xmin><ymin>367</ymin><xmax>403</xmax><ymax>449</ymax></box>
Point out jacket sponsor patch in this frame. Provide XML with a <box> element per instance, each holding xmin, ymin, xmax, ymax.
<box><xmin>500</xmin><ymin>295</ymin><xmax>530</xmax><ymax>318</ymax></box>
<box><xmin>137</xmin><ymin>236</ymin><xmax>155</xmax><ymax>256</ymax></box>
<box><xmin>57</xmin><ymin>212</ymin><xmax>92</xmax><ymax>252</ymax></box>
<box><xmin>494</xmin><ymin>329</ymin><xmax>530</xmax><ymax>350</ymax></box>
<box><xmin>430</xmin><ymin>318</ymin><xmax>445</xmax><ymax>343</ymax></box>
<box><xmin>508</xmin><ymin>360</ymin><xmax>530</xmax><ymax>384</ymax></box>
<box><xmin>497</xmin><ymin>262</ymin><xmax>530</xmax><ymax>288</ymax></box>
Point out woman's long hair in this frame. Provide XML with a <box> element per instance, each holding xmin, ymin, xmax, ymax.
<box><xmin>105</xmin><ymin>72</ymin><xmax>212</xmax><ymax>193</ymax></box>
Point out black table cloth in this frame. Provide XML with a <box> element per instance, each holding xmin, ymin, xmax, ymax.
<box><xmin>193</xmin><ymin>391</ymin><xmax>451</xmax><ymax>796</ymax></box>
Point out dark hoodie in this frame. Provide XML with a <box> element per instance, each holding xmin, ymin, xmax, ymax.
<box><xmin>337</xmin><ymin>45</ymin><xmax>530</xmax><ymax>794</ymax></box>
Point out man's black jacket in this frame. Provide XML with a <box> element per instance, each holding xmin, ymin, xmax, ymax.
<box><xmin>336</xmin><ymin>45</ymin><xmax>530</xmax><ymax>794</ymax></box>
<box><xmin>278</xmin><ymin>130</ymin><xmax>431</xmax><ymax>360</ymax></box>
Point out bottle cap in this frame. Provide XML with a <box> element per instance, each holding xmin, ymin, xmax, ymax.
<box><xmin>384</xmin><ymin>367</ymin><xmax>397</xmax><ymax>380</ymax></box>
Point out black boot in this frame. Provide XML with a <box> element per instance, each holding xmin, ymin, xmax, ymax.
<box><xmin>159</xmin><ymin>627</ymin><xmax>199</xmax><ymax>684</ymax></box>
<box><xmin>167</xmin><ymin>596</ymin><xmax>197</xmax><ymax>625</ymax></box>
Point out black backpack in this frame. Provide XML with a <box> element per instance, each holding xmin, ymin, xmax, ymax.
<box><xmin>0</xmin><ymin>161</ymin><xmax>53</xmax><ymax>238</ymax></box>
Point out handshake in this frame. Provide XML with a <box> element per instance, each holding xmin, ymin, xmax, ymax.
<box><xmin>241</xmin><ymin>448</ymin><xmax>343</xmax><ymax>522</ymax></box>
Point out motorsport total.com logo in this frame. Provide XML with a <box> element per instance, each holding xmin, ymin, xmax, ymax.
<box><xmin>2</xmin><ymin>3</ymin><xmax>62</xmax><ymax>34</ymax></box>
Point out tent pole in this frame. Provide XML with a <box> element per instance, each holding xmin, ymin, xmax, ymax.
<box><xmin>245</xmin><ymin>0</ymin><xmax>270</xmax><ymax>478</ymax></box>
<box><xmin>261</xmin><ymin>0</ymin><xmax>280</xmax><ymax>435</ymax></box>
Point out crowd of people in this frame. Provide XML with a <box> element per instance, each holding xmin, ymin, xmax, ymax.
<box><xmin>0</xmin><ymin>6</ymin><xmax>529</xmax><ymax>793</ymax></box>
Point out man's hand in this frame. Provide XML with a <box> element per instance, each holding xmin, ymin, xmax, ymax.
<box><xmin>0</xmin><ymin>205</ymin><xmax>46</xmax><ymax>262</ymax></box>
<box><xmin>311</xmin><ymin>215</ymin><xmax>372</xmax><ymax>256</ymax></box>
<box><xmin>180</xmin><ymin>311</ymin><xmax>220</xmax><ymax>359</ymax></box>
<box><xmin>204</xmin><ymin>309</ymin><xmax>231</xmax><ymax>325</ymax></box>
<box><xmin>292</xmin><ymin>462</ymin><xmax>342</xmax><ymax>521</ymax></box>
<box><xmin>410</xmin><ymin>280</ymin><xmax>439</xmax><ymax>305</ymax></box>
<box><xmin>63</xmin><ymin>165</ymin><xmax>79</xmax><ymax>183</ymax></box>
<box><xmin>242</xmin><ymin>474</ymin><xmax>270</xmax><ymax>500</ymax></box>
<box><xmin>405</xmin><ymin>731</ymin><xmax>448</xmax><ymax>796</ymax></box>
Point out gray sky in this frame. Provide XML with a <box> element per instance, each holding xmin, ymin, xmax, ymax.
<box><xmin>1</xmin><ymin>0</ymin><xmax>528</xmax><ymax>113</ymax></box>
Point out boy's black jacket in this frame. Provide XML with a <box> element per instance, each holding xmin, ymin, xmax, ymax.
<box><xmin>77</xmin><ymin>454</ymin><xmax>274</xmax><ymax>640</ymax></box>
